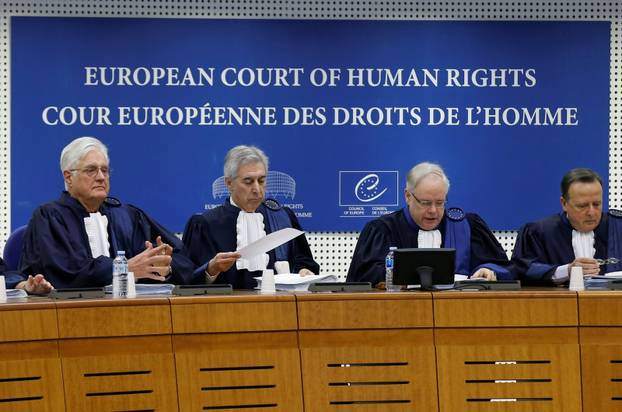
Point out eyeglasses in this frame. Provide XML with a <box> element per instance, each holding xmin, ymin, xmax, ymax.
<box><xmin>597</xmin><ymin>257</ymin><xmax>620</xmax><ymax>266</ymax></box>
<box><xmin>70</xmin><ymin>166</ymin><xmax>111</xmax><ymax>178</ymax></box>
<box><xmin>409</xmin><ymin>191</ymin><xmax>447</xmax><ymax>210</ymax></box>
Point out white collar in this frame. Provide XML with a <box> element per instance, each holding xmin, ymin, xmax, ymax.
<box><xmin>83</xmin><ymin>212</ymin><xmax>110</xmax><ymax>258</ymax></box>
<box><xmin>233</xmin><ymin>199</ymin><xmax>269</xmax><ymax>271</ymax></box>
<box><xmin>418</xmin><ymin>229</ymin><xmax>442</xmax><ymax>248</ymax></box>
<box><xmin>572</xmin><ymin>230</ymin><xmax>595</xmax><ymax>258</ymax></box>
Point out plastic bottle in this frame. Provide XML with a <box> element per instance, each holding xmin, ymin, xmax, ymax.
<box><xmin>385</xmin><ymin>246</ymin><xmax>400</xmax><ymax>292</ymax></box>
<box><xmin>112</xmin><ymin>251</ymin><xmax>129</xmax><ymax>298</ymax></box>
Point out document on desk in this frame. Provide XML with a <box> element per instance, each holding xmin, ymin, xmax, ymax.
<box><xmin>7</xmin><ymin>289</ymin><xmax>27</xmax><ymax>298</ymax></box>
<box><xmin>104</xmin><ymin>283</ymin><xmax>175</xmax><ymax>295</ymax></box>
<box><xmin>587</xmin><ymin>271</ymin><xmax>622</xmax><ymax>281</ymax></box>
<box><xmin>254</xmin><ymin>273</ymin><xmax>339</xmax><ymax>292</ymax></box>
<box><xmin>237</xmin><ymin>228</ymin><xmax>304</xmax><ymax>259</ymax></box>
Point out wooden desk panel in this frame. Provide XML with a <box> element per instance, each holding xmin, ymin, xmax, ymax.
<box><xmin>174</xmin><ymin>332</ymin><xmax>302</xmax><ymax>412</ymax></box>
<box><xmin>0</xmin><ymin>340</ymin><xmax>64</xmax><ymax>412</ymax></box>
<box><xmin>299</xmin><ymin>329</ymin><xmax>437</xmax><ymax>412</ymax></box>
<box><xmin>436</xmin><ymin>328</ymin><xmax>581</xmax><ymax>412</ymax></box>
<box><xmin>0</xmin><ymin>300</ymin><xmax>57</xmax><ymax>342</ymax></box>
<box><xmin>581</xmin><ymin>341</ymin><xmax>622</xmax><ymax>412</ymax></box>
<box><xmin>434</xmin><ymin>291</ymin><xmax>578</xmax><ymax>327</ymax></box>
<box><xmin>297</xmin><ymin>292</ymin><xmax>433</xmax><ymax>329</ymax></box>
<box><xmin>579</xmin><ymin>291</ymin><xmax>622</xmax><ymax>326</ymax></box>
<box><xmin>60</xmin><ymin>335</ymin><xmax>178</xmax><ymax>412</ymax></box>
<box><xmin>435</xmin><ymin>290</ymin><xmax>581</xmax><ymax>411</ymax></box>
<box><xmin>170</xmin><ymin>294</ymin><xmax>297</xmax><ymax>333</ymax></box>
<box><xmin>579</xmin><ymin>293</ymin><xmax>622</xmax><ymax>411</ymax></box>
<box><xmin>56</xmin><ymin>297</ymin><xmax>172</xmax><ymax>338</ymax></box>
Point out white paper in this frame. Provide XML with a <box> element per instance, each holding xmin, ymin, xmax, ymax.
<box><xmin>6</xmin><ymin>289</ymin><xmax>27</xmax><ymax>299</ymax></box>
<box><xmin>105</xmin><ymin>283</ymin><xmax>175</xmax><ymax>295</ymax></box>
<box><xmin>254</xmin><ymin>273</ymin><xmax>338</xmax><ymax>292</ymax></box>
<box><xmin>601</xmin><ymin>271</ymin><xmax>622</xmax><ymax>278</ymax></box>
<box><xmin>237</xmin><ymin>228</ymin><xmax>303</xmax><ymax>259</ymax></box>
<box><xmin>0</xmin><ymin>275</ymin><xmax>6</xmax><ymax>303</ymax></box>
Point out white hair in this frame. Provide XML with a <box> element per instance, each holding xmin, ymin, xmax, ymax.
<box><xmin>224</xmin><ymin>145</ymin><xmax>269</xmax><ymax>180</ymax></box>
<box><xmin>406</xmin><ymin>162</ymin><xmax>450</xmax><ymax>192</ymax></box>
<box><xmin>60</xmin><ymin>136</ymin><xmax>109</xmax><ymax>190</ymax></box>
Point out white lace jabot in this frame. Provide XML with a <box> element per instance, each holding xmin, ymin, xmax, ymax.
<box><xmin>572</xmin><ymin>230</ymin><xmax>595</xmax><ymax>258</ymax></box>
<box><xmin>418</xmin><ymin>229</ymin><xmax>442</xmax><ymax>248</ymax></box>
<box><xmin>83</xmin><ymin>212</ymin><xmax>110</xmax><ymax>258</ymax></box>
<box><xmin>231</xmin><ymin>198</ymin><xmax>269</xmax><ymax>271</ymax></box>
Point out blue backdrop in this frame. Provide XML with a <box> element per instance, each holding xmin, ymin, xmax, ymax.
<box><xmin>11</xmin><ymin>18</ymin><xmax>610</xmax><ymax>232</ymax></box>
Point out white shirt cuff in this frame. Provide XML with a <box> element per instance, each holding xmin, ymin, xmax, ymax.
<box><xmin>552</xmin><ymin>264</ymin><xmax>569</xmax><ymax>283</ymax></box>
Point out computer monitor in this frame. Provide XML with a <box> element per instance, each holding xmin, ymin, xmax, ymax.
<box><xmin>393</xmin><ymin>248</ymin><xmax>456</xmax><ymax>290</ymax></box>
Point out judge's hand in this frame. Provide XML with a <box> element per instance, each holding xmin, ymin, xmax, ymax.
<box><xmin>298</xmin><ymin>268</ymin><xmax>315</xmax><ymax>277</ymax></box>
<box><xmin>128</xmin><ymin>243</ymin><xmax>172</xmax><ymax>281</ymax></box>
<box><xmin>470</xmin><ymin>268</ymin><xmax>496</xmax><ymax>281</ymax></box>
<box><xmin>207</xmin><ymin>252</ymin><xmax>241</xmax><ymax>277</ymax></box>
<box><xmin>16</xmin><ymin>274</ymin><xmax>54</xmax><ymax>295</ymax></box>
<box><xmin>569</xmin><ymin>257</ymin><xmax>600</xmax><ymax>277</ymax></box>
<box><xmin>154</xmin><ymin>236</ymin><xmax>173</xmax><ymax>256</ymax></box>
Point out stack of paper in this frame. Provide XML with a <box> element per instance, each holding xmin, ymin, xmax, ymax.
<box><xmin>105</xmin><ymin>283</ymin><xmax>175</xmax><ymax>295</ymax></box>
<box><xmin>255</xmin><ymin>273</ymin><xmax>338</xmax><ymax>292</ymax></box>
<box><xmin>585</xmin><ymin>271</ymin><xmax>622</xmax><ymax>289</ymax></box>
<box><xmin>7</xmin><ymin>289</ymin><xmax>27</xmax><ymax>299</ymax></box>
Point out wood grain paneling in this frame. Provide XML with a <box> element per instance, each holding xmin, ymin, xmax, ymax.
<box><xmin>60</xmin><ymin>336</ymin><xmax>177</xmax><ymax>412</ymax></box>
<box><xmin>297</xmin><ymin>292</ymin><xmax>433</xmax><ymax>329</ymax></box>
<box><xmin>579</xmin><ymin>292</ymin><xmax>622</xmax><ymax>326</ymax></box>
<box><xmin>436</xmin><ymin>341</ymin><xmax>581</xmax><ymax>412</ymax></box>
<box><xmin>434</xmin><ymin>291</ymin><xmax>577</xmax><ymax>327</ymax></box>
<box><xmin>299</xmin><ymin>329</ymin><xmax>437</xmax><ymax>412</ymax></box>
<box><xmin>174</xmin><ymin>332</ymin><xmax>302</xmax><ymax>411</ymax></box>
<box><xmin>0</xmin><ymin>301</ymin><xmax>57</xmax><ymax>342</ymax></box>
<box><xmin>57</xmin><ymin>300</ymin><xmax>171</xmax><ymax>338</ymax></box>
<box><xmin>0</xmin><ymin>340</ymin><xmax>64</xmax><ymax>412</ymax></box>
<box><xmin>171</xmin><ymin>296</ymin><xmax>297</xmax><ymax>333</ymax></box>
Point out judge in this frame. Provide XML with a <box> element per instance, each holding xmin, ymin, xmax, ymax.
<box><xmin>511</xmin><ymin>168</ymin><xmax>620</xmax><ymax>285</ymax></box>
<box><xmin>346</xmin><ymin>162</ymin><xmax>512</xmax><ymax>287</ymax></box>
<box><xmin>20</xmin><ymin>136</ymin><xmax>196</xmax><ymax>288</ymax></box>
<box><xmin>183</xmin><ymin>145</ymin><xmax>319</xmax><ymax>289</ymax></box>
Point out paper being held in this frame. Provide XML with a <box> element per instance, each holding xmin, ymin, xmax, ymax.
<box><xmin>237</xmin><ymin>228</ymin><xmax>303</xmax><ymax>259</ymax></box>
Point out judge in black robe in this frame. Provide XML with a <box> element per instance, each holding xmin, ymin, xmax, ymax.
<box><xmin>19</xmin><ymin>137</ymin><xmax>196</xmax><ymax>289</ymax></box>
<box><xmin>346</xmin><ymin>207</ymin><xmax>512</xmax><ymax>285</ymax></box>
<box><xmin>347</xmin><ymin>162</ymin><xmax>512</xmax><ymax>286</ymax></box>
<box><xmin>511</xmin><ymin>213</ymin><xmax>622</xmax><ymax>285</ymax></box>
<box><xmin>511</xmin><ymin>168</ymin><xmax>622</xmax><ymax>285</ymax></box>
<box><xmin>182</xmin><ymin>145</ymin><xmax>319</xmax><ymax>289</ymax></box>
<box><xmin>183</xmin><ymin>199</ymin><xmax>319</xmax><ymax>289</ymax></box>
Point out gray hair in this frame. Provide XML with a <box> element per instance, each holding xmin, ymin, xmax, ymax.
<box><xmin>60</xmin><ymin>136</ymin><xmax>109</xmax><ymax>190</ymax></box>
<box><xmin>224</xmin><ymin>145</ymin><xmax>269</xmax><ymax>180</ymax></box>
<box><xmin>406</xmin><ymin>162</ymin><xmax>450</xmax><ymax>192</ymax></box>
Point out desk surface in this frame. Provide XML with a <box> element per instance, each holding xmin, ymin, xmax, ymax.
<box><xmin>0</xmin><ymin>288</ymin><xmax>620</xmax><ymax>412</ymax></box>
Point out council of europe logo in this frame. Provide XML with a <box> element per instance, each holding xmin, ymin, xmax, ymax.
<box><xmin>339</xmin><ymin>171</ymin><xmax>399</xmax><ymax>206</ymax></box>
<box><xmin>212</xmin><ymin>171</ymin><xmax>296</xmax><ymax>199</ymax></box>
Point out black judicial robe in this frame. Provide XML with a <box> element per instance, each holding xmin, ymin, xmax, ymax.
<box><xmin>19</xmin><ymin>192</ymin><xmax>197</xmax><ymax>289</ymax></box>
<box><xmin>2</xmin><ymin>259</ymin><xmax>26</xmax><ymax>289</ymax></box>
<box><xmin>182</xmin><ymin>199</ymin><xmax>319</xmax><ymax>289</ymax></box>
<box><xmin>511</xmin><ymin>212</ymin><xmax>622</xmax><ymax>285</ymax></box>
<box><xmin>346</xmin><ymin>207</ymin><xmax>512</xmax><ymax>286</ymax></box>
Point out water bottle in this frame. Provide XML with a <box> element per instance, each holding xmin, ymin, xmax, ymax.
<box><xmin>385</xmin><ymin>246</ymin><xmax>400</xmax><ymax>292</ymax></box>
<box><xmin>112</xmin><ymin>251</ymin><xmax>129</xmax><ymax>298</ymax></box>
